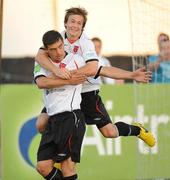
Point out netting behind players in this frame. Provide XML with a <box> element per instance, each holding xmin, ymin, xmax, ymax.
<box><xmin>128</xmin><ymin>0</ymin><xmax>170</xmax><ymax>179</ymax></box>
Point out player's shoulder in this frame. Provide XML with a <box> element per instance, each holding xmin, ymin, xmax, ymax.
<box><xmin>79</xmin><ymin>32</ymin><xmax>94</xmax><ymax>48</ymax></box>
<box><xmin>80</xmin><ymin>32</ymin><xmax>92</xmax><ymax>42</ymax></box>
<box><xmin>34</xmin><ymin>62</ymin><xmax>42</xmax><ymax>73</ymax></box>
<box><xmin>33</xmin><ymin>62</ymin><xmax>48</xmax><ymax>79</ymax></box>
<box><xmin>80</xmin><ymin>32</ymin><xmax>89</xmax><ymax>39</ymax></box>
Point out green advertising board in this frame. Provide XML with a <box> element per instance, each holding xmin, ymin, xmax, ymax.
<box><xmin>1</xmin><ymin>84</ymin><xmax>170</xmax><ymax>180</ymax></box>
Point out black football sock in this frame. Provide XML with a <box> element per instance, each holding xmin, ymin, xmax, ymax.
<box><xmin>114</xmin><ymin>121</ymin><xmax>140</xmax><ymax>136</ymax></box>
<box><xmin>45</xmin><ymin>167</ymin><xmax>63</xmax><ymax>180</ymax></box>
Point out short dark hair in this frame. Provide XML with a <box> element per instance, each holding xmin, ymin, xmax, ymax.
<box><xmin>64</xmin><ymin>7</ymin><xmax>88</xmax><ymax>28</ymax></box>
<box><xmin>42</xmin><ymin>30</ymin><xmax>63</xmax><ymax>49</ymax></box>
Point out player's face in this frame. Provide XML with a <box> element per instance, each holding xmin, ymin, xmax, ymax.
<box><xmin>47</xmin><ymin>39</ymin><xmax>65</xmax><ymax>62</ymax></box>
<box><xmin>93</xmin><ymin>40</ymin><xmax>102</xmax><ymax>56</ymax></box>
<box><xmin>65</xmin><ymin>15</ymin><xmax>84</xmax><ymax>39</ymax></box>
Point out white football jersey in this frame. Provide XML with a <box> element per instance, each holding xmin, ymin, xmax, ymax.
<box><xmin>34</xmin><ymin>53</ymin><xmax>85</xmax><ymax>116</ymax></box>
<box><xmin>61</xmin><ymin>31</ymin><xmax>100</xmax><ymax>93</ymax></box>
<box><xmin>98</xmin><ymin>56</ymin><xmax>115</xmax><ymax>84</ymax></box>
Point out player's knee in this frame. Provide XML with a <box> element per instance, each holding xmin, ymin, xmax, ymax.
<box><xmin>61</xmin><ymin>158</ymin><xmax>76</xmax><ymax>177</ymax></box>
<box><xmin>36</xmin><ymin>121</ymin><xmax>46</xmax><ymax>133</ymax></box>
<box><xmin>102</xmin><ymin>130</ymin><xmax>116</xmax><ymax>138</ymax></box>
<box><xmin>36</xmin><ymin>113</ymin><xmax>49</xmax><ymax>133</ymax></box>
<box><xmin>36</xmin><ymin>161</ymin><xmax>53</xmax><ymax>177</ymax></box>
<box><xmin>100</xmin><ymin>124</ymin><xmax>118</xmax><ymax>138</ymax></box>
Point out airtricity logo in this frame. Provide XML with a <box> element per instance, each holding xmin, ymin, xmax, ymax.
<box><xmin>18</xmin><ymin>117</ymin><xmax>38</xmax><ymax>167</ymax></box>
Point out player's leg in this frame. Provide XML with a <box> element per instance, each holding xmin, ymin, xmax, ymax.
<box><xmin>98</xmin><ymin>121</ymin><xmax>140</xmax><ymax>137</ymax></box>
<box><xmin>61</xmin><ymin>157</ymin><xmax>78</xmax><ymax>180</ymax></box>
<box><xmin>36</xmin><ymin>107</ymin><xmax>49</xmax><ymax>133</ymax></box>
<box><xmin>37</xmin><ymin>108</ymin><xmax>62</xmax><ymax>170</ymax></box>
<box><xmin>56</xmin><ymin>110</ymin><xmax>85</xmax><ymax>180</ymax></box>
<box><xmin>94</xmin><ymin>95</ymin><xmax>156</xmax><ymax>147</ymax></box>
<box><xmin>36</xmin><ymin>116</ymin><xmax>63</xmax><ymax>180</ymax></box>
<box><xmin>36</xmin><ymin>159</ymin><xmax>62</xmax><ymax>179</ymax></box>
<box><xmin>36</xmin><ymin>144</ymin><xmax>63</xmax><ymax>180</ymax></box>
<box><xmin>99</xmin><ymin>121</ymin><xmax>155</xmax><ymax>147</ymax></box>
<box><xmin>81</xmin><ymin>90</ymin><xmax>118</xmax><ymax>138</ymax></box>
<box><xmin>98</xmin><ymin>123</ymin><xmax>118</xmax><ymax>137</ymax></box>
<box><xmin>81</xmin><ymin>90</ymin><xmax>155</xmax><ymax>147</ymax></box>
<box><xmin>36</xmin><ymin>113</ymin><xmax>49</xmax><ymax>133</ymax></box>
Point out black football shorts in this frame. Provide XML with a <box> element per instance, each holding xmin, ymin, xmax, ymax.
<box><xmin>37</xmin><ymin>109</ymin><xmax>86</xmax><ymax>163</ymax></box>
<box><xmin>81</xmin><ymin>90</ymin><xmax>112</xmax><ymax>129</ymax></box>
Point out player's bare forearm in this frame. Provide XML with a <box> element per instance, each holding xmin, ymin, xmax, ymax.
<box><xmin>35</xmin><ymin>75</ymin><xmax>86</xmax><ymax>89</ymax></box>
<box><xmin>74</xmin><ymin>61</ymin><xmax>98</xmax><ymax>76</ymax></box>
<box><xmin>100</xmin><ymin>66</ymin><xmax>151</xmax><ymax>83</ymax></box>
<box><xmin>100</xmin><ymin>66</ymin><xmax>133</xmax><ymax>79</ymax></box>
<box><xmin>35</xmin><ymin>49</ymin><xmax>71</xmax><ymax>79</ymax></box>
<box><xmin>36</xmin><ymin>77</ymin><xmax>70</xmax><ymax>89</ymax></box>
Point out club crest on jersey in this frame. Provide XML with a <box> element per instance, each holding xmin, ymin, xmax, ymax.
<box><xmin>73</xmin><ymin>46</ymin><xmax>79</xmax><ymax>53</ymax></box>
<box><xmin>59</xmin><ymin>63</ymin><xmax>66</xmax><ymax>69</ymax></box>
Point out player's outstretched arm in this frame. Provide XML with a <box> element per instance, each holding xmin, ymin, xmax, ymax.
<box><xmin>99</xmin><ymin>66</ymin><xmax>151</xmax><ymax>83</ymax></box>
<box><xmin>35</xmin><ymin>49</ymin><xmax>71</xmax><ymax>79</ymax></box>
<box><xmin>35</xmin><ymin>74</ymin><xmax>86</xmax><ymax>89</ymax></box>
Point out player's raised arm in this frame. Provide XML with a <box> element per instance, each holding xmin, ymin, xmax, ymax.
<box><xmin>98</xmin><ymin>66</ymin><xmax>151</xmax><ymax>83</ymax></box>
<box><xmin>35</xmin><ymin>48</ymin><xmax>71</xmax><ymax>79</ymax></box>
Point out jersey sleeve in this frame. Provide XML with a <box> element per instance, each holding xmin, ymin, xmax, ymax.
<box><xmin>103</xmin><ymin>57</ymin><xmax>112</xmax><ymax>66</ymax></box>
<box><xmin>33</xmin><ymin>62</ymin><xmax>46</xmax><ymax>81</ymax></box>
<box><xmin>80</xmin><ymin>36</ymin><xmax>98</xmax><ymax>63</ymax></box>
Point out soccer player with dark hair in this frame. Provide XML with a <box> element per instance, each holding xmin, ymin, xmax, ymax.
<box><xmin>34</xmin><ymin>30</ymin><xmax>86</xmax><ymax>180</ymax></box>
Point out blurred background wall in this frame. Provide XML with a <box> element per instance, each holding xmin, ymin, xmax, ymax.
<box><xmin>2</xmin><ymin>0</ymin><xmax>170</xmax><ymax>83</ymax></box>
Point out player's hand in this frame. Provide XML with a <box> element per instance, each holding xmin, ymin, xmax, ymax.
<box><xmin>48</xmin><ymin>73</ymin><xmax>56</xmax><ymax>79</ymax></box>
<box><xmin>70</xmin><ymin>69</ymin><xmax>78</xmax><ymax>74</ymax></box>
<box><xmin>133</xmin><ymin>67</ymin><xmax>152</xmax><ymax>83</ymax></box>
<box><xmin>54</xmin><ymin>68</ymin><xmax>71</xmax><ymax>79</ymax></box>
<box><xmin>68</xmin><ymin>74</ymin><xmax>87</xmax><ymax>85</ymax></box>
